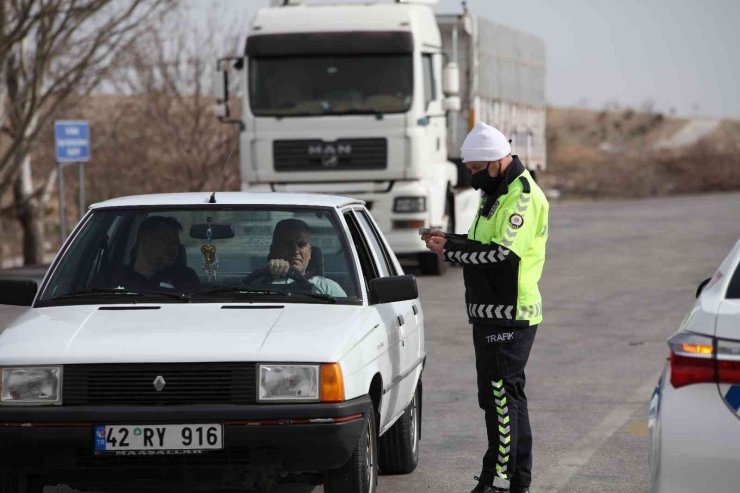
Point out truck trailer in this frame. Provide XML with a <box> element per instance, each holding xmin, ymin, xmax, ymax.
<box><xmin>215</xmin><ymin>0</ymin><xmax>546</xmax><ymax>275</ymax></box>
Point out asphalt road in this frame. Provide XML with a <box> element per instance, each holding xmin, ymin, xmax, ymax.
<box><xmin>1</xmin><ymin>192</ymin><xmax>739</xmax><ymax>493</ymax></box>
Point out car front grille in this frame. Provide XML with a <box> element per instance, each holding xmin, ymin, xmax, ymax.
<box><xmin>273</xmin><ymin>138</ymin><xmax>387</xmax><ymax>171</ymax></box>
<box><xmin>63</xmin><ymin>363</ymin><xmax>256</xmax><ymax>405</ymax></box>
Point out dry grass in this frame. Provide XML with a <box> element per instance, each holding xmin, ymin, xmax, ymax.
<box><xmin>539</xmin><ymin>108</ymin><xmax>740</xmax><ymax>198</ymax></box>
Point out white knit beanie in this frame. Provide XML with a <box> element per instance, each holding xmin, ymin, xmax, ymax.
<box><xmin>460</xmin><ymin>121</ymin><xmax>511</xmax><ymax>163</ymax></box>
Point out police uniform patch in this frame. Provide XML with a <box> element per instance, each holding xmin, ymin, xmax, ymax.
<box><xmin>509</xmin><ymin>213</ymin><xmax>524</xmax><ymax>229</ymax></box>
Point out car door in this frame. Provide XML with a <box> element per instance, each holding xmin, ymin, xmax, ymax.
<box><xmin>351</xmin><ymin>208</ymin><xmax>419</xmax><ymax>424</ymax></box>
<box><xmin>342</xmin><ymin>210</ymin><xmax>405</xmax><ymax>430</ymax></box>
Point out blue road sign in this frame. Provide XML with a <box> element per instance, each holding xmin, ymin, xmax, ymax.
<box><xmin>55</xmin><ymin>120</ymin><xmax>90</xmax><ymax>162</ymax></box>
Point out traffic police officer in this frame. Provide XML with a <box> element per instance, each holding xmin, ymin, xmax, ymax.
<box><xmin>423</xmin><ymin>122</ymin><xmax>549</xmax><ymax>493</ymax></box>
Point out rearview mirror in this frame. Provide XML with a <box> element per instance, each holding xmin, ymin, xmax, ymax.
<box><xmin>696</xmin><ymin>277</ymin><xmax>711</xmax><ymax>298</ymax></box>
<box><xmin>369</xmin><ymin>275</ymin><xmax>418</xmax><ymax>304</ymax></box>
<box><xmin>0</xmin><ymin>279</ymin><xmax>38</xmax><ymax>306</ymax></box>
<box><xmin>190</xmin><ymin>224</ymin><xmax>235</xmax><ymax>240</ymax></box>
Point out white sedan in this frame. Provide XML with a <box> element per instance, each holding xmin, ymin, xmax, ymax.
<box><xmin>0</xmin><ymin>192</ymin><xmax>425</xmax><ymax>493</ymax></box>
<box><xmin>649</xmin><ymin>238</ymin><xmax>740</xmax><ymax>493</ymax></box>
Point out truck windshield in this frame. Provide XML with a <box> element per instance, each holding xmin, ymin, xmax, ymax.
<box><xmin>249</xmin><ymin>55</ymin><xmax>413</xmax><ymax>117</ymax></box>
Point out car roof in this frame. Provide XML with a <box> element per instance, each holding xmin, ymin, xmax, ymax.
<box><xmin>90</xmin><ymin>192</ymin><xmax>365</xmax><ymax>209</ymax></box>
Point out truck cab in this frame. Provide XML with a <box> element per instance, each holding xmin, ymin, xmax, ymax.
<box><xmin>216</xmin><ymin>0</ymin><xmax>478</xmax><ymax>274</ymax></box>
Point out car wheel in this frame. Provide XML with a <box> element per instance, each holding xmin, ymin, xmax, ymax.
<box><xmin>379</xmin><ymin>382</ymin><xmax>421</xmax><ymax>474</ymax></box>
<box><xmin>324</xmin><ymin>405</ymin><xmax>378</xmax><ymax>493</ymax></box>
<box><xmin>0</xmin><ymin>474</ymin><xmax>44</xmax><ymax>493</ymax></box>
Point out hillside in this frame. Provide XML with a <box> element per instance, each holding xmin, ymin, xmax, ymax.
<box><xmin>540</xmin><ymin>107</ymin><xmax>740</xmax><ymax>198</ymax></box>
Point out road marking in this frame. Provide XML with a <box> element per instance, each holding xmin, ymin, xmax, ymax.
<box><xmin>536</xmin><ymin>374</ymin><xmax>659</xmax><ymax>492</ymax></box>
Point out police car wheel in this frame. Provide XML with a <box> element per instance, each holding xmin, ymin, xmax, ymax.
<box><xmin>324</xmin><ymin>405</ymin><xmax>378</xmax><ymax>493</ymax></box>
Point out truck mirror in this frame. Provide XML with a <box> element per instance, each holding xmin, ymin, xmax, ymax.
<box><xmin>443</xmin><ymin>96</ymin><xmax>461</xmax><ymax>112</ymax></box>
<box><xmin>214</xmin><ymin>68</ymin><xmax>228</xmax><ymax>103</ymax></box>
<box><xmin>443</xmin><ymin>62</ymin><xmax>460</xmax><ymax>96</ymax></box>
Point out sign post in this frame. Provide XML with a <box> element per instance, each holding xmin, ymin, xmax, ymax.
<box><xmin>54</xmin><ymin>120</ymin><xmax>90</xmax><ymax>242</ymax></box>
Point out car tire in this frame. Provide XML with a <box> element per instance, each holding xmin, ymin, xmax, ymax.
<box><xmin>378</xmin><ymin>382</ymin><xmax>421</xmax><ymax>474</ymax></box>
<box><xmin>0</xmin><ymin>474</ymin><xmax>44</xmax><ymax>493</ymax></box>
<box><xmin>324</xmin><ymin>405</ymin><xmax>378</xmax><ymax>493</ymax></box>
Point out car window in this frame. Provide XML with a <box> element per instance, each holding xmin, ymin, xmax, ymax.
<box><xmin>38</xmin><ymin>206</ymin><xmax>361</xmax><ymax>305</ymax></box>
<box><xmin>355</xmin><ymin>210</ymin><xmax>397</xmax><ymax>277</ymax></box>
<box><xmin>728</xmin><ymin>264</ymin><xmax>740</xmax><ymax>299</ymax></box>
<box><xmin>343</xmin><ymin>211</ymin><xmax>379</xmax><ymax>286</ymax></box>
<box><xmin>351</xmin><ymin>211</ymin><xmax>390</xmax><ymax>277</ymax></box>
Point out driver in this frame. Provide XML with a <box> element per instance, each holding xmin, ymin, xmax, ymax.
<box><xmin>265</xmin><ymin>219</ymin><xmax>346</xmax><ymax>297</ymax></box>
<box><xmin>113</xmin><ymin>216</ymin><xmax>200</xmax><ymax>292</ymax></box>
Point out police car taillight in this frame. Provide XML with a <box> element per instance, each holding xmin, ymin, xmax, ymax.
<box><xmin>716</xmin><ymin>339</ymin><xmax>740</xmax><ymax>385</ymax></box>
<box><xmin>669</xmin><ymin>333</ymin><xmax>740</xmax><ymax>388</ymax></box>
<box><xmin>668</xmin><ymin>332</ymin><xmax>714</xmax><ymax>388</ymax></box>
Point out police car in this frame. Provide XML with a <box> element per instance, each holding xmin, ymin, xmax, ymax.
<box><xmin>0</xmin><ymin>192</ymin><xmax>425</xmax><ymax>493</ymax></box>
<box><xmin>648</xmin><ymin>238</ymin><xmax>740</xmax><ymax>493</ymax></box>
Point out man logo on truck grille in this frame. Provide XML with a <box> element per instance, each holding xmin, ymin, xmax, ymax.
<box><xmin>308</xmin><ymin>143</ymin><xmax>352</xmax><ymax>168</ymax></box>
<box><xmin>153</xmin><ymin>375</ymin><xmax>166</xmax><ymax>392</ymax></box>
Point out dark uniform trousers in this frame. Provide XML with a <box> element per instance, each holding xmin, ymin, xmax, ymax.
<box><xmin>473</xmin><ymin>324</ymin><xmax>538</xmax><ymax>491</ymax></box>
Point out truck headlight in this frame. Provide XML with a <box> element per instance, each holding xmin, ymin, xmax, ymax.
<box><xmin>1</xmin><ymin>367</ymin><xmax>62</xmax><ymax>405</ymax></box>
<box><xmin>258</xmin><ymin>364</ymin><xmax>319</xmax><ymax>402</ymax></box>
<box><xmin>394</xmin><ymin>196</ymin><xmax>427</xmax><ymax>213</ymax></box>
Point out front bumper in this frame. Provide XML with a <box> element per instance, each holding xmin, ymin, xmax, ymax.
<box><xmin>0</xmin><ymin>395</ymin><xmax>370</xmax><ymax>477</ymax></box>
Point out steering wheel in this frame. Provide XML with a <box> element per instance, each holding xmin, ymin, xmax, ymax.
<box><xmin>243</xmin><ymin>267</ymin><xmax>313</xmax><ymax>289</ymax></box>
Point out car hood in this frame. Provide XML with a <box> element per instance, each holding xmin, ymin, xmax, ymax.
<box><xmin>0</xmin><ymin>303</ymin><xmax>373</xmax><ymax>365</ymax></box>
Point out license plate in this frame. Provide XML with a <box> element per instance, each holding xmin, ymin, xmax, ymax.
<box><xmin>94</xmin><ymin>424</ymin><xmax>223</xmax><ymax>452</ymax></box>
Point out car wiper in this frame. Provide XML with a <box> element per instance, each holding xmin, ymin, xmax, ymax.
<box><xmin>192</xmin><ymin>286</ymin><xmax>336</xmax><ymax>303</ymax></box>
<box><xmin>51</xmin><ymin>288</ymin><xmax>189</xmax><ymax>302</ymax></box>
<box><xmin>285</xmin><ymin>291</ymin><xmax>337</xmax><ymax>304</ymax></box>
<box><xmin>193</xmin><ymin>286</ymin><xmax>285</xmax><ymax>297</ymax></box>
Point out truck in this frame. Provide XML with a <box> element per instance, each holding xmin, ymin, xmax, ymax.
<box><xmin>214</xmin><ymin>0</ymin><xmax>546</xmax><ymax>275</ymax></box>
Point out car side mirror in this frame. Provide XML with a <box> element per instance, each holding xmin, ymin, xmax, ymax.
<box><xmin>696</xmin><ymin>277</ymin><xmax>711</xmax><ymax>299</ymax></box>
<box><xmin>0</xmin><ymin>279</ymin><xmax>38</xmax><ymax>306</ymax></box>
<box><xmin>369</xmin><ymin>275</ymin><xmax>418</xmax><ymax>304</ymax></box>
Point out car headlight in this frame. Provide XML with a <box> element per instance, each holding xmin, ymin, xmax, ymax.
<box><xmin>394</xmin><ymin>196</ymin><xmax>427</xmax><ymax>213</ymax></box>
<box><xmin>1</xmin><ymin>367</ymin><xmax>62</xmax><ymax>405</ymax></box>
<box><xmin>258</xmin><ymin>364</ymin><xmax>319</xmax><ymax>402</ymax></box>
<box><xmin>257</xmin><ymin>363</ymin><xmax>344</xmax><ymax>403</ymax></box>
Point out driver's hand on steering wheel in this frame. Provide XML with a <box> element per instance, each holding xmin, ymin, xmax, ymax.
<box><xmin>267</xmin><ymin>259</ymin><xmax>291</xmax><ymax>278</ymax></box>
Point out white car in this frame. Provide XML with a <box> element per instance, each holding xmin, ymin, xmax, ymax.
<box><xmin>0</xmin><ymin>192</ymin><xmax>425</xmax><ymax>493</ymax></box>
<box><xmin>649</xmin><ymin>238</ymin><xmax>740</xmax><ymax>493</ymax></box>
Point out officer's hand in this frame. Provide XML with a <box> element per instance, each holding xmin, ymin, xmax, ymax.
<box><xmin>267</xmin><ymin>259</ymin><xmax>290</xmax><ymax>277</ymax></box>
<box><xmin>420</xmin><ymin>229</ymin><xmax>445</xmax><ymax>242</ymax></box>
<box><xmin>425</xmin><ymin>235</ymin><xmax>447</xmax><ymax>257</ymax></box>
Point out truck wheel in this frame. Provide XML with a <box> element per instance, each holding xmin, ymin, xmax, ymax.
<box><xmin>324</xmin><ymin>405</ymin><xmax>378</xmax><ymax>493</ymax></box>
<box><xmin>379</xmin><ymin>382</ymin><xmax>421</xmax><ymax>474</ymax></box>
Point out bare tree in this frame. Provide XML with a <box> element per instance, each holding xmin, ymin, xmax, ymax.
<box><xmin>106</xmin><ymin>10</ymin><xmax>243</xmax><ymax>193</ymax></box>
<box><xmin>1</xmin><ymin>0</ymin><xmax>174</xmax><ymax>265</ymax></box>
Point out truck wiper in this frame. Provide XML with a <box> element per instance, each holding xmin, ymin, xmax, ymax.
<box><xmin>51</xmin><ymin>288</ymin><xmax>190</xmax><ymax>302</ymax></box>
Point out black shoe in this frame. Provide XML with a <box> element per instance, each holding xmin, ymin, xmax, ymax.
<box><xmin>511</xmin><ymin>490</ymin><xmax>530</xmax><ymax>493</ymax></box>
<box><xmin>470</xmin><ymin>476</ymin><xmax>509</xmax><ymax>493</ymax></box>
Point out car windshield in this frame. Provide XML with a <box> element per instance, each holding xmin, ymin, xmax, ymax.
<box><xmin>37</xmin><ymin>206</ymin><xmax>361</xmax><ymax>306</ymax></box>
<box><xmin>249</xmin><ymin>55</ymin><xmax>413</xmax><ymax>117</ymax></box>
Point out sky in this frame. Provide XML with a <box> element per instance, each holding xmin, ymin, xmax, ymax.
<box><xmin>190</xmin><ymin>0</ymin><xmax>740</xmax><ymax>119</ymax></box>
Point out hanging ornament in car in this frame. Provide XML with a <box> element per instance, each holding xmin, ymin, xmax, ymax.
<box><xmin>201</xmin><ymin>217</ymin><xmax>219</xmax><ymax>281</ymax></box>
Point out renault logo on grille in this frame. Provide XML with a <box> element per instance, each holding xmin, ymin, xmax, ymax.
<box><xmin>153</xmin><ymin>375</ymin><xmax>166</xmax><ymax>392</ymax></box>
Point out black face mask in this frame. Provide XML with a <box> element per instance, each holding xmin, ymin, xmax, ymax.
<box><xmin>471</xmin><ymin>162</ymin><xmax>503</xmax><ymax>195</ymax></box>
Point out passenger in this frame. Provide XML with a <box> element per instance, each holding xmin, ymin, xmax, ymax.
<box><xmin>113</xmin><ymin>216</ymin><xmax>200</xmax><ymax>292</ymax></box>
<box><xmin>265</xmin><ymin>219</ymin><xmax>346</xmax><ymax>297</ymax></box>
